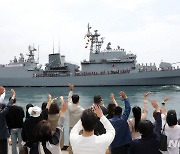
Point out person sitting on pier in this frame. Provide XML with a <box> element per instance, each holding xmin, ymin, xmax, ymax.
<box><xmin>70</xmin><ymin>105</ymin><xmax>115</xmax><ymax>154</ymax></box>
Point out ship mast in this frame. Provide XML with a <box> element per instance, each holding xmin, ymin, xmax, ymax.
<box><xmin>87</xmin><ymin>24</ymin><xmax>104</xmax><ymax>53</ymax></box>
<box><xmin>58</xmin><ymin>38</ymin><xmax>61</xmax><ymax>54</ymax></box>
<box><xmin>53</xmin><ymin>38</ymin><xmax>55</xmax><ymax>54</ymax></box>
<box><xmin>37</xmin><ymin>45</ymin><xmax>40</xmax><ymax>64</ymax></box>
<box><xmin>28</xmin><ymin>45</ymin><xmax>37</xmax><ymax>63</ymax></box>
<box><xmin>58</xmin><ymin>37</ymin><xmax>62</xmax><ymax>66</ymax></box>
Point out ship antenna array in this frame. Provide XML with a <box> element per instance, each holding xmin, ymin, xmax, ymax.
<box><xmin>28</xmin><ymin>45</ymin><xmax>37</xmax><ymax>56</ymax></box>
<box><xmin>27</xmin><ymin>45</ymin><xmax>37</xmax><ymax>63</ymax></box>
<box><xmin>87</xmin><ymin>24</ymin><xmax>104</xmax><ymax>53</ymax></box>
<box><xmin>58</xmin><ymin>37</ymin><xmax>61</xmax><ymax>54</ymax></box>
<box><xmin>53</xmin><ymin>38</ymin><xmax>55</xmax><ymax>54</ymax></box>
<box><xmin>38</xmin><ymin>45</ymin><xmax>40</xmax><ymax>63</ymax></box>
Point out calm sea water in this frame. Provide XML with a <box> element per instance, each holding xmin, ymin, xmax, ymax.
<box><xmin>4</xmin><ymin>85</ymin><xmax>180</xmax><ymax>144</ymax></box>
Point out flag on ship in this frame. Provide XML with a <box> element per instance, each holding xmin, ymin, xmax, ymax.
<box><xmin>84</xmin><ymin>35</ymin><xmax>91</xmax><ymax>48</ymax></box>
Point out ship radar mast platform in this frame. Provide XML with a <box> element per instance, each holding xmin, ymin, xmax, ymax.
<box><xmin>86</xmin><ymin>23</ymin><xmax>104</xmax><ymax>54</ymax></box>
<box><xmin>27</xmin><ymin>45</ymin><xmax>38</xmax><ymax>64</ymax></box>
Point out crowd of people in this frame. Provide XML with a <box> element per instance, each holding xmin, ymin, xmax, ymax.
<box><xmin>0</xmin><ymin>84</ymin><xmax>180</xmax><ymax>154</ymax></box>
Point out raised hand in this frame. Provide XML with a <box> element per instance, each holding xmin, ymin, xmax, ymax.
<box><xmin>150</xmin><ymin>100</ymin><xmax>160</xmax><ymax>112</ymax></box>
<box><xmin>59</xmin><ymin>96</ymin><xmax>64</xmax><ymax>103</ymax></box>
<box><xmin>150</xmin><ymin>100</ymin><xmax>158</xmax><ymax>109</ymax></box>
<box><xmin>119</xmin><ymin>91</ymin><xmax>127</xmax><ymax>99</ymax></box>
<box><xmin>52</xmin><ymin>97</ymin><xmax>58</xmax><ymax>103</ymax></box>
<box><xmin>48</xmin><ymin>94</ymin><xmax>52</xmax><ymax>102</ymax></box>
<box><xmin>46</xmin><ymin>94</ymin><xmax>54</xmax><ymax>109</ymax></box>
<box><xmin>110</xmin><ymin>93</ymin><xmax>118</xmax><ymax>106</ymax></box>
<box><xmin>161</xmin><ymin>97</ymin><xmax>170</xmax><ymax>115</ymax></box>
<box><xmin>11</xmin><ymin>89</ymin><xmax>16</xmax><ymax>99</ymax></box>
<box><xmin>144</xmin><ymin>91</ymin><xmax>151</xmax><ymax>98</ymax></box>
<box><xmin>60</xmin><ymin>101</ymin><xmax>68</xmax><ymax>117</ymax></box>
<box><xmin>68</xmin><ymin>83</ymin><xmax>74</xmax><ymax>91</ymax></box>
<box><xmin>110</xmin><ymin>93</ymin><xmax>115</xmax><ymax>100</ymax></box>
<box><xmin>163</xmin><ymin>97</ymin><xmax>171</xmax><ymax>102</ymax></box>
<box><xmin>92</xmin><ymin>104</ymin><xmax>103</xmax><ymax>118</ymax></box>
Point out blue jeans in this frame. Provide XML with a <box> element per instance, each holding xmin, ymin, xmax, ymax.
<box><xmin>11</xmin><ymin>128</ymin><xmax>23</xmax><ymax>154</ymax></box>
<box><xmin>0</xmin><ymin>139</ymin><xmax>7</xmax><ymax>154</ymax></box>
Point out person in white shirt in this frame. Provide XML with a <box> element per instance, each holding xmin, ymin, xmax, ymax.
<box><xmin>67</xmin><ymin>84</ymin><xmax>84</xmax><ymax>130</ymax></box>
<box><xmin>70</xmin><ymin>105</ymin><xmax>115</xmax><ymax>154</ymax></box>
<box><xmin>67</xmin><ymin>83</ymin><xmax>84</xmax><ymax>154</ymax></box>
<box><xmin>161</xmin><ymin>110</ymin><xmax>180</xmax><ymax>154</ymax></box>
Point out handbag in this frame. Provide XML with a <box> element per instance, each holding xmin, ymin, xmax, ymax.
<box><xmin>159</xmin><ymin>123</ymin><xmax>167</xmax><ymax>151</ymax></box>
<box><xmin>19</xmin><ymin>145</ymin><xmax>28</xmax><ymax>154</ymax></box>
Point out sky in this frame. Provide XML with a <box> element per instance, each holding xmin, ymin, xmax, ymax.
<box><xmin>0</xmin><ymin>0</ymin><xmax>180</xmax><ymax>68</ymax></box>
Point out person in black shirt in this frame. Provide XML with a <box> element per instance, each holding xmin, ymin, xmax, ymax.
<box><xmin>106</xmin><ymin>93</ymin><xmax>118</xmax><ymax>119</ymax></box>
<box><xmin>129</xmin><ymin>100</ymin><xmax>162</xmax><ymax>154</ymax></box>
<box><xmin>21</xmin><ymin>106</ymin><xmax>42</xmax><ymax>154</ymax></box>
<box><xmin>93</xmin><ymin>95</ymin><xmax>108</xmax><ymax>135</ymax></box>
<box><xmin>40</xmin><ymin>101</ymin><xmax>48</xmax><ymax>120</ymax></box>
<box><xmin>6</xmin><ymin>97</ymin><xmax>25</xmax><ymax>154</ymax></box>
<box><xmin>25</xmin><ymin>103</ymin><xmax>33</xmax><ymax>120</ymax></box>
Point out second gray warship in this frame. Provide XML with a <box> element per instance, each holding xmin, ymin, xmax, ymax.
<box><xmin>0</xmin><ymin>24</ymin><xmax>180</xmax><ymax>87</ymax></box>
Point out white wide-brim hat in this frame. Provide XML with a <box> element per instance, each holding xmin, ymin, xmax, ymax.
<box><xmin>28</xmin><ymin>106</ymin><xmax>42</xmax><ymax>117</ymax></box>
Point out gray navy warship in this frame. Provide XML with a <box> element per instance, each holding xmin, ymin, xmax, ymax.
<box><xmin>0</xmin><ymin>24</ymin><xmax>180</xmax><ymax>87</ymax></box>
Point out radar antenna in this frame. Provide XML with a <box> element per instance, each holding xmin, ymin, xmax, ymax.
<box><xmin>27</xmin><ymin>45</ymin><xmax>37</xmax><ymax>63</ymax></box>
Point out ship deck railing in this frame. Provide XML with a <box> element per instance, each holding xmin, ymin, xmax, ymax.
<box><xmin>32</xmin><ymin>67</ymin><xmax>180</xmax><ymax>78</ymax></box>
<box><xmin>33</xmin><ymin>69</ymin><xmax>131</xmax><ymax>78</ymax></box>
<box><xmin>139</xmin><ymin>66</ymin><xmax>179</xmax><ymax>72</ymax></box>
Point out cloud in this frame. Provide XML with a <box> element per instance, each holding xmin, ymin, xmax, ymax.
<box><xmin>102</xmin><ymin>0</ymin><xmax>157</xmax><ymax>10</ymax></box>
<box><xmin>166</xmin><ymin>14</ymin><xmax>180</xmax><ymax>22</ymax></box>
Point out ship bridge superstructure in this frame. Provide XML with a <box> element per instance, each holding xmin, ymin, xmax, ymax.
<box><xmin>44</xmin><ymin>53</ymin><xmax>79</xmax><ymax>76</ymax></box>
<box><xmin>81</xmin><ymin>24</ymin><xmax>137</xmax><ymax>73</ymax></box>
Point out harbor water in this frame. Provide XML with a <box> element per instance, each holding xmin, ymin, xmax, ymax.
<box><xmin>3</xmin><ymin>85</ymin><xmax>180</xmax><ymax>145</ymax></box>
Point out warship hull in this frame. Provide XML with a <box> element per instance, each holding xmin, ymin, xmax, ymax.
<box><xmin>1</xmin><ymin>68</ymin><xmax>180</xmax><ymax>87</ymax></box>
